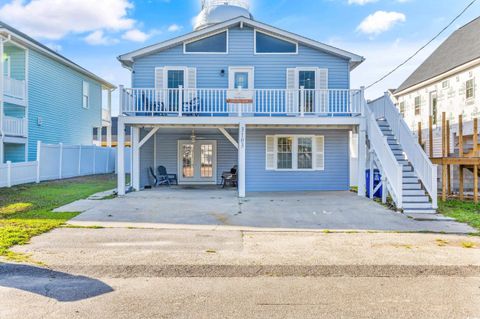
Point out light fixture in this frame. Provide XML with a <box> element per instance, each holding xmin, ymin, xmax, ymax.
<box><xmin>220</xmin><ymin>69</ymin><xmax>225</xmax><ymax>77</ymax></box>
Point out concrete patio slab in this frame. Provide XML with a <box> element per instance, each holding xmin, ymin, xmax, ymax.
<box><xmin>58</xmin><ymin>188</ymin><xmax>476</xmax><ymax>233</ymax></box>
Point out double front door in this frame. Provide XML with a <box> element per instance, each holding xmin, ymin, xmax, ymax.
<box><xmin>178</xmin><ymin>140</ymin><xmax>217</xmax><ymax>184</ymax></box>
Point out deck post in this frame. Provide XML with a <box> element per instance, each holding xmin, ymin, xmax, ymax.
<box><xmin>446</xmin><ymin>120</ymin><xmax>451</xmax><ymax>195</ymax></box>
<box><xmin>300</xmin><ymin>86</ymin><xmax>305</xmax><ymax>117</ymax></box>
<box><xmin>417</xmin><ymin>121</ymin><xmax>422</xmax><ymax>148</ymax></box>
<box><xmin>357</xmin><ymin>120</ymin><xmax>367</xmax><ymax>197</ymax></box>
<box><xmin>458</xmin><ymin>115</ymin><xmax>463</xmax><ymax>157</ymax></box>
<box><xmin>428</xmin><ymin>115</ymin><xmax>433</xmax><ymax>158</ymax></box>
<box><xmin>117</xmin><ymin>118</ymin><xmax>126</xmax><ymax>196</ymax></box>
<box><xmin>178</xmin><ymin>85</ymin><xmax>183</xmax><ymax>117</ymax></box>
<box><xmin>238</xmin><ymin>123</ymin><xmax>246</xmax><ymax>198</ymax></box>
<box><xmin>459</xmin><ymin>165</ymin><xmax>464</xmax><ymax>201</ymax></box>
<box><xmin>132</xmin><ymin>126</ymin><xmax>140</xmax><ymax>191</ymax></box>
<box><xmin>475</xmin><ymin>164</ymin><xmax>479</xmax><ymax>204</ymax></box>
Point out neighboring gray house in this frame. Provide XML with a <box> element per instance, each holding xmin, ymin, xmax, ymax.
<box><xmin>116</xmin><ymin>0</ymin><xmax>438</xmax><ymax>214</ymax></box>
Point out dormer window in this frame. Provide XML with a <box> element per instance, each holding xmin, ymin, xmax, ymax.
<box><xmin>254</xmin><ymin>30</ymin><xmax>298</xmax><ymax>54</ymax></box>
<box><xmin>184</xmin><ymin>30</ymin><xmax>228</xmax><ymax>54</ymax></box>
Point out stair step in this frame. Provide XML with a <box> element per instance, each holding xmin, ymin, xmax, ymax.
<box><xmin>403</xmin><ymin>202</ymin><xmax>434</xmax><ymax>210</ymax></box>
<box><xmin>403</xmin><ymin>189</ymin><xmax>426</xmax><ymax>196</ymax></box>
<box><xmin>403</xmin><ymin>171</ymin><xmax>417</xmax><ymax>178</ymax></box>
<box><xmin>402</xmin><ymin>166</ymin><xmax>413</xmax><ymax>172</ymax></box>
<box><xmin>403</xmin><ymin>177</ymin><xmax>419</xmax><ymax>184</ymax></box>
<box><xmin>389</xmin><ymin>145</ymin><xmax>402</xmax><ymax>150</ymax></box>
<box><xmin>403</xmin><ymin>209</ymin><xmax>437</xmax><ymax>215</ymax></box>
<box><xmin>403</xmin><ymin>196</ymin><xmax>430</xmax><ymax>203</ymax></box>
<box><xmin>403</xmin><ymin>183</ymin><xmax>422</xmax><ymax>190</ymax></box>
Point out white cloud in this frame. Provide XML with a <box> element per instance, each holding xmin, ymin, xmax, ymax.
<box><xmin>357</xmin><ymin>11</ymin><xmax>406</xmax><ymax>35</ymax></box>
<box><xmin>85</xmin><ymin>30</ymin><xmax>119</xmax><ymax>46</ymax></box>
<box><xmin>0</xmin><ymin>0</ymin><xmax>135</xmax><ymax>40</ymax></box>
<box><xmin>167</xmin><ymin>24</ymin><xmax>182</xmax><ymax>32</ymax></box>
<box><xmin>121</xmin><ymin>29</ymin><xmax>151</xmax><ymax>42</ymax></box>
<box><xmin>348</xmin><ymin>0</ymin><xmax>378</xmax><ymax>5</ymax></box>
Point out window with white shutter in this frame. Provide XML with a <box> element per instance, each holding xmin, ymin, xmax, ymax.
<box><xmin>265</xmin><ymin>135</ymin><xmax>325</xmax><ymax>171</ymax></box>
<box><xmin>265</xmin><ymin>135</ymin><xmax>276</xmax><ymax>170</ymax></box>
<box><xmin>314</xmin><ymin>136</ymin><xmax>325</xmax><ymax>170</ymax></box>
<box><xmin>286</xmin><ymin>68</ymin><xmax>298</xmax><ymax>113</ymax></box>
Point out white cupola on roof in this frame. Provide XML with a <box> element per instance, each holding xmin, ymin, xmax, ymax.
<box><xmin>194</xmin><ymin>0</ymin><xmax>253</xmax><ymax>30</ymax></box>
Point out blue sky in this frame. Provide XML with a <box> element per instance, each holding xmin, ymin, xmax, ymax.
<box><xmin>0</xmin><ymin>0</ymin><xmax>479</xmax><ymax>113</ymax></box>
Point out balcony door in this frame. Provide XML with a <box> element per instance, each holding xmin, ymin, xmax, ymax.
<box><xmin>178</xmin><ymin>140</ymin><xmax>217</xmax><ymax>184</ymax></box>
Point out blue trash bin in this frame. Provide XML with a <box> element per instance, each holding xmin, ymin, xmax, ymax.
<box><xmin>366</xmin><ymin>169</ymin><xmax>382</xmax><ymax>198</ymax></box>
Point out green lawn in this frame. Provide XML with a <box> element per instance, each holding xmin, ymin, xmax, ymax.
<box><xmin>0</xmin><ymin>174</ymin><xmax>117</xmax><ymax>261</ymax></box>
<box><xmin>438</xmin><ymin>200</ymin><xmax>480</xmax><ymax>234</ymax></box>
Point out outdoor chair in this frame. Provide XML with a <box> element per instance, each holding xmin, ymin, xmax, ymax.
<box><xmin>221</xmin><ymin>165</ymin><xmax>238</xmax><ymax>188</ymax></box>
<box><xmin>183</xmin><ymin>97</ymin><xmax>201</xmax><ymax>116</ymax></box>
<box><xmin>157</xmin><ymin>166</ymin><xmax>178</xmax><ymax>185</ymax></box>
<box><xmin>149</xmin><ymin>167</ymin><xmax>170</xmax><ymax>186</ymax></box>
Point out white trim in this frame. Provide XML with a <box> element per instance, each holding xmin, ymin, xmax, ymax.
<box><xmin>183</xmin><ymin>29</ymin><xmax>229</xmax><ymax>55</ymax></box>
<box><xmin>266</xmin><ymin>134</ymin><xmax>324</xmax><ymax>171</ymax></box>
<box><xmin>254</xmin><ymin>29</ymin><xmax>298</xmax><ymax>55</ymax></box>
<box><xmin>395</xmin><ymin>57</ymin><xmax>480</xmax><ymax>96</ymax></box>
<box><xmin>82</xmin><ymin>80</ymin><xmax>90</xmax><ymax>109</ymax></box>
<box><xmin>228</xmin><ymin>66</ymin><xmax>254</xmax><ymax>89</ymax></box>
<box><xmin>118</xmin><ymin>17</ymin><xmax>364</xmax><ymax>69</ymax></box>
<box><xmin>218</xmin><ymin>127</ymin><xmax>239</xmax><ymax>149</ymax></box>
<box><xmin>177</xmin><ymin>139</ymin><xmax>218</xmax><ymax>185</ymax></box>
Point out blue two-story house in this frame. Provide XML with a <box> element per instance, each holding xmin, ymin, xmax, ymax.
<box><xmin>0</xmin><ymin>22</ymin><xmax>115</xmax><ymax>164</ymax></box>
<box><xmin>117</xmin><ymin>1</ymin><xmax>438</xmax><ymax>214</ymax></box>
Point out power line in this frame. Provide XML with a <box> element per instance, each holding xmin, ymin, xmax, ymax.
<box><xmin>366</xmin><ymin>0</ymin><xmax>478</xmax><ymax>90</ymax></box>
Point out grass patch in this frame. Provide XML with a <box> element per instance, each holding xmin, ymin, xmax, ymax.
<box><xmin>0</xmin><ymin>174</ymin><xmax>116</xmax><ymax>261</ymax></box>
<box><xmin>438</xmin><ymin>200</ymin><xmax>480</xmax><ymax>234</ymax></box>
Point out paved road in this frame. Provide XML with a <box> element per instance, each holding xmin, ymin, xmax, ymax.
<box><xmin>1</xmin><ymin>228</ymin><xmax>480</xmax><ymax>318</ymax></box>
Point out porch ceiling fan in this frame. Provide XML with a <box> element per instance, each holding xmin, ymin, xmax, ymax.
<box><xmin>190</xmin><ymin>129</ymin><xmax>209</xmax><ymax>143</ymax></box>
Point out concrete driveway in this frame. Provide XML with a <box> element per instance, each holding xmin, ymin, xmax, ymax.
<box><xmin>58</xmin><ymin>188</ymin><xmax>475</xmax><ymax>233</ymax></box>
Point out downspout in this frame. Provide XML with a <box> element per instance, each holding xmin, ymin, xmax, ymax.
<box><xmin>0</xmin><ymin>34</ymin><xmax>13</xmax><ymax>163</ymax></box>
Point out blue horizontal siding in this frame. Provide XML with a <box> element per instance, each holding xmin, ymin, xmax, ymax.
<box><xmin>139</xmin><ymin>129</ymin><xmax>238</xmax><ymax>188</ymax></box>
<box><xmin>246</xmin><ymin>129</ymin><xmax>350</xmax><ymax>192</ymax></box>
<box><xmin>133</xmin><ymin>26</ymin><xmax>350</xmax><ymax>90</ymax></box>
<box><xmin>27</xmin><ymin>49</ymin><xmax>103</xmax><ymax>160</ymax></box>
<box><xmin>5</xmin><ymin>44</ymin><xmax>25</xmax><ymax>80</ymax></box>
<box><xmin>4</xmin><ymin>102</ymin><xmax>26</xmax><ymax>117</ymax></box>
<box><xmin>4</xmin><ymin>143</ymin><xmax>26</xmax><ymax>163</ymax></box>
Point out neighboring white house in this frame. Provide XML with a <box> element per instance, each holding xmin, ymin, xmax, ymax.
<box><xmin>393</xmin><ymin>17</ymin><xmax>480</xmax><ymax>157</ymax></box>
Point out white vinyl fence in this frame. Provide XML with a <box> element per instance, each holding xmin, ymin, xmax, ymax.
<box><xmin>0</xmin><ymin>141</ymin><xmax>119</xmax><ymax>188</ymax></box>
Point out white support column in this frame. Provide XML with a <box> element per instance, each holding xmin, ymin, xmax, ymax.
<box><xmin>117</xmin><ymin>119</ymin><xmax>126</xmax><ymax>195</ymax></box>
<box><xmin>106</xmin><ymin>125</ymin><xmax>112</xmax><ymax>147</ymax></box>
<box><xmin>106</xmin><ymin>89</ymin><xmax>113</xmax><ymax>147</ymax></box>
<box><xmin>238</xmin><ymin>123</ymin><xmax>246</xmax><ymax>198</ymax></box>
<box><xmin>132</xmin><ymin>126</ymin><xmax>141</xmax><ymax>191</ymax></box>
<box><xmin>368</xmin><ymin>151</ymin><xmax>374</xmax><ymax>199</ymax></box>
<box><xmin>96</xmin><ymin>127</ymin><xmax>102</xmax><ymax>146</ymax></box>
<box><xmin>357</xmin><ymin>121</ymin><xmax>367</xmax><ymax>197</ymax></box>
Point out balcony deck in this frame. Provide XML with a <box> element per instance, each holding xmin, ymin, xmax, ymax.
<box><xmin>3</xmin><ymin>76</ymin><xmax>27</xmax><ymax>106</ymax></box>
<box><xmin>3</xmin><ymin>116</ymin><xmax>27</xmax><ymax>138</ymax></box>
<box><xmin>120</xmin><ymin>88</ymin><xmax>364</xmax><ymax>119</ymax></box>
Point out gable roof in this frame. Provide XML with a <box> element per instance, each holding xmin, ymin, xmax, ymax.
<box><xmin>395</xmin><ymin>16</ymin><xmax>480</xmax><ymax>94</ymax></box>
<box><xmin>0</xmin><ymin>21</ymin><xmax>115</xmax><ymax>89</ymax></box>
<box><xmin>118</xmin><ymin>16</ymin><xmax>365</xmax><ymax>70</ymax></box>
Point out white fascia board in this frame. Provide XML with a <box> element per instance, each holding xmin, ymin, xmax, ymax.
<box><xmin>118</xmin><ymin>17</ymin><xmax>365</xmax><ymax>69</ymax></box>
<box><xmin>0</xmin><ymin>29</ymin><xmax>116</xmax><ymax>89</ymax></box>
<box><xmin>120</xmin><ymin>115</ymin><xmax>363</xmax><ymax>126</ymax></box>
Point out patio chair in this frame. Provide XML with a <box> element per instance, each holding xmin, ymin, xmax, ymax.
<box><xmin>138</xmin><ymin>92</ymin><xmax>166</xmax><ymax>116</ymax></box>
<box><xmin>148</xmin><ymin>167</ymin><xmax>159</xmax><ymax>186</ymax></box>
<box><xmin>221</xmin><ymin>165</ymin><xmax>238</xmax><ymax>188</ymax></box>
<box><xmin>157</xmin><ymin>166</ymin><xmax>178</xmax><ymax>185</ymax></box>
<box><xmin>183</xmin><ymin>97</ymin><xmax>201</xmax><ymax>116</ymax></box>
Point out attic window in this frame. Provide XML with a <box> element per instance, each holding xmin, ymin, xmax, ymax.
<box><xmin>184</xmin><ymin>31</ymin><xmax>228</xmax><ymax>54</ymax></box>
<box><xmin>255</xmin><ymin>30</ymin><xmax>297</xmax><ymax>54</ymax></box>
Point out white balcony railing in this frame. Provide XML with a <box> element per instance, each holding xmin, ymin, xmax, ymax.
<box><xmin>4</xmin><ymin>76</ymin><xmax>27</xmax><ymax>101</ymax></box>
<box><xmin>3</xmin><ymin>116</ymin><xmax>27</xmax><ymax>137</ymax></box>
<box><xmin>120</xmin><ymin>88</ymin><xmax>364</xmax><ymax>117</ymax></box>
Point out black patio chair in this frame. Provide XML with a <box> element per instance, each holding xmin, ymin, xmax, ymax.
<box><xmin>183</xmin><ymin>97</ymin><xmax>201</xmax><ymax>116</ymax></box>
<box><xmin>157</xmin><ymin>166</ymin><xmax>178</xmax><ymax>185</ymax></box>
<box><xmin>149</xmin><ymin>167</ymin><xmax>158</xmax><ymax>186</ymax></box>
<box><xmin>221</xmin><ymin>165</ymin><xmax>238</xmax><ymax>188</ymax></box>
<box><xmin>137</xmin><ymin>92</ymin><xmax>166</xmax><ymax>116</ymax></box>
